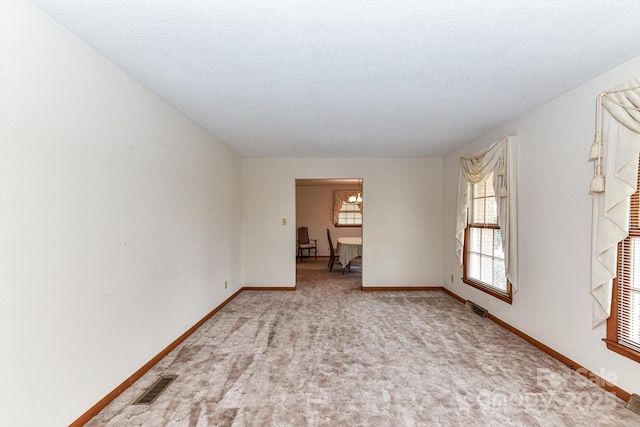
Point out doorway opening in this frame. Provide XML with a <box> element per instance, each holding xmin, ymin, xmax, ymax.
<box><xmin>295</xmin><ymin>179</ymin><xmax>363</xmax><ymax>288</ymax></box>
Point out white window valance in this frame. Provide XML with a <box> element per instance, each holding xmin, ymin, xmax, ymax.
<box><xmin>456</xmin><ymin>136</ymin><xmax>519</xmax><ymax>292</ymax></box>
<box><xmin>590</xmin><ymin>77</ymin><xmax>640</xmax><ymax>328</ymax></box>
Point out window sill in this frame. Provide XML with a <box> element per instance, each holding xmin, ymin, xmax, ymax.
<box><xmin>462</xmin><ymin>278</ymin><xmax>513</xmax><ymax>304</ymax></box>
<box><xmin>334</xmin><ymin>224</ymin><xmax>362</xmax><ymax>228</ymax></box>
<box><xmin>603</xmin><ymin>339</ymin><xmax>640</xmax><ymax>363</ymax></box>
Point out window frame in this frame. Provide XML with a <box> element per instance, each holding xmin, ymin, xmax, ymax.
<box><xmin>334</xmin><ymin>199</ymin><xmax>363</xmax><ymax>228</ymax></box>
<box><xmin>605</xmin><ymin>252</ymin><xmax>640</xmax><ymax>363</ymax></box>
<box><xmin>333</xmin><ymin>190</ymin><xmax>363</xmax><ymax>228</ymax></box>
<box><xmin>605</xmin><ymin>161</ymin><xmax>640</xmax><ymax>363</ymax></box>
<box><xmin>462</xmin><ymin>176</ymin><xmax>513</xmax><ymax>304</ymax></box>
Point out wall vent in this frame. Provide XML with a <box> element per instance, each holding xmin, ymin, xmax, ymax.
<box><xmin>132</xmin><ymin>375</ymin><xmax>177</xmax><ymax>405</ymax></box>
<box><xmin>465</xmin><ymin>300</ymin><xmax>488</xmax><ymax>318</ymax></box>
<box><xmin>627</xmin><ymin>394</ymin><xmax>640</xmax><ymax>415</ymax></box>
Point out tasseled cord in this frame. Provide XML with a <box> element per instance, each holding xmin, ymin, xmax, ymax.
<box><xmin>497</xmin><ymin>155</ymin><xmax>507</xmax><ymax>197</ymax></box>
<box><xmin>589</xmin><ymin>94</ymin><xmax>605</xmax><ymax>193</ymax></box>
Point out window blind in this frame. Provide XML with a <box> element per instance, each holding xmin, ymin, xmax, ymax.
<box><xmin>616</xmin><ymin>161</ymin><xmax>640</xmax><ymax>353</ymax></box>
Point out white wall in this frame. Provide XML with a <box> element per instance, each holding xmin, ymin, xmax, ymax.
<box><xmin>443</xmin><ymin>56</ymin><xmax>640</xmax><ymax>396</ymax></box>
<box><xmin>243</xmin><ymin>158</ymin><xmax>443</xmax><ymax>288</ymax></box>
<box><xmin>296</xmin><ymin>183</ymin><xmax>362</xmax><ymax>257</ymax></box>
<box><xmin>0</xmin><ymin>2</ymin><xmax>242</xmax><ymax>426</ymax></box>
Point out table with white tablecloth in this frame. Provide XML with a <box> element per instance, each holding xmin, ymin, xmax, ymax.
<box><xmin>337</xmin><ymin>237</ymin><xmax>362</xmax><ymax>271</ymax></box>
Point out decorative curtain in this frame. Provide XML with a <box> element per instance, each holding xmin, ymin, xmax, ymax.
<box><xmin>333</xmin><ymin>190</ymin><xmax>363</xmax><ymax>224</ymax></box>
<box><xmin>455</xmin><ymin>136</ymin><xmax>518</xmax><ymax>292</ymax></box>
<box><xmin>590</xmin><ymin>77</ymin><xmax>640</xmax><ymax>328</ymax></box>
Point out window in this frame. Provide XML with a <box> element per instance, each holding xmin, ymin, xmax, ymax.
<box><xmin>463</xmin><ymin>173</ymin><xmax>512</xmax><ymax>303</ymax></box>
<box><xmin>333</xmin><ymin>190</ymin><xmax>363</xmax><ymax>227</ymax></box>
<box><xmin>606</xmin><ymin>160</ymin><xmax>640</xmax><ymax>363</ymax></box>
<box><xmin>336</xmin><ymin>200</ymin><xmax>362</xmax><ymax>226</ymax></box>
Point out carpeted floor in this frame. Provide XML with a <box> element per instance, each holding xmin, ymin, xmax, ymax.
<box><xmin>86</xmin><ymin>260</ymin><xmax>640</xmax><ymax>426</ymax></box>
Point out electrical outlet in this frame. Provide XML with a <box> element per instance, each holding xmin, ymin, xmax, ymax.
<box><xmin>224</xmin><ymin>280</ymin><xmax>228</xmax><ymax>289</ymax></box>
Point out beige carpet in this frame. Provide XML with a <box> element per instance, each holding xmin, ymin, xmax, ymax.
<box><xmin>86</xmin><ymin>260</ymin><xmax>639</xmax><ymax>426</ymax></box>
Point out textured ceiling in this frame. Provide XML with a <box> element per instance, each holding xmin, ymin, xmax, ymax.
<box><xmin>32</xmin><ymin>0</ymin><xmax>640</xmax><ymax>158</ymax></box>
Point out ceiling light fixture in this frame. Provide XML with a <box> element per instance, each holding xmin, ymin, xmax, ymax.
<box><xmin>348</xmin><ymin>179</ymin><xmax>363</xmax><ymax>204</ymax></box>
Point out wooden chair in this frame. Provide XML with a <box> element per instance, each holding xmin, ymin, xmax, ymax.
<box><xmin>326</xmin><ymin>229</ymin><xmax>349</xmax><ymax>273</ymax></box>
<box><xmin>326</xmin><ymin>229</ymin><xmax>340</xmax><ymax>271</ymax></box>
<box><xmin>297</xmin><ymin>227</ymin><xmax>317</xmax><ymax>261</ymax></box>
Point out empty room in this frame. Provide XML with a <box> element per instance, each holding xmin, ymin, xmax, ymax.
<box><xmin>1</xmin><ymin>1</ymin><xmax>640</xmax><ymax>426</ymax></box>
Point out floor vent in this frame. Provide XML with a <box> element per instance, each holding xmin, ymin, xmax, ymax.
<box><xmin>465</xmin><ymin>300</ymin><xmax>488</xmax><ymax>318</ymax></box>
<box><xmin>132</xmin><ymin>375</ymin><xmax>177</xmax><ymax>405</ymax></box>
<box><xmin>627</xmin><ymin>394</ymin><xmax>640</xmax><ymax>415</ymax></box>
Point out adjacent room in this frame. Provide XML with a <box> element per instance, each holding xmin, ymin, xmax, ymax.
<box><xmin>296</xmin><ymin>179</ymin><xmax>364</xmax><ymax>277</ymax></box>
<box><xmin>1</xmin><ymin>1</ymin><xmax>639</xmax><ymax>426</ymax></box>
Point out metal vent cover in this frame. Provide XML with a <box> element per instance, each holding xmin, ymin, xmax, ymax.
<box><xmin>133</xmin><ymin>375</ymin><xmax>177</xmax><ymax>405</ymax></box>
<box><xmin>465</xmin><ymin>300</ymin><xmax>489</xmax><ymax>318</ymax></box>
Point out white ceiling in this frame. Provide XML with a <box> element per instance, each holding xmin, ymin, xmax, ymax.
<box><xmin>32</xmin><ymin>0</ymin><xmax>640</xmax><ymax>158</ymax></box>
